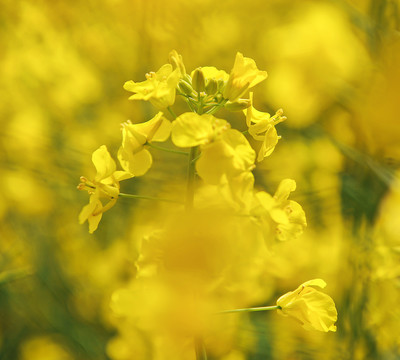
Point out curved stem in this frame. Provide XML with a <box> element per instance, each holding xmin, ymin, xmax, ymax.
<box><xmin>217</xmin><ymin>305</ymin><xmax>281</xmax><ymax>314</ymax></box>
<box><xmin>195</xmin><ymin>338</ymin><xmax>207</xmax><ymax>360</ymax></box>
<box><xmin>185</xmin><ymin>146</ymin><xmax>198</xmax><ymax>210</ymax></box>
<box><xmin>205</xmin><ymin>99</ymin><xmax>228</xmax><ymax>115</ymax></box>
<box><xmin>147</xmin><ymin>142</ymin><xmax>189</xmax><ymax>156</ymax></box>
<box><xmin>119</xmin><ymin>193</ymin><xmax>184</xmax><ymax>204</ymax></box>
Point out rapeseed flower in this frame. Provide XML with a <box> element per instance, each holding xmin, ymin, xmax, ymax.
<box><xmin>245</xmin><ymin>92</ymin><xmax>286</xmax><ymax>161</ymax></box>
<box><xmin>223</xmin><ymin>52</ymin><xmax>268</xmax><ymax>102</ymax></box>
<box><xmin>78</xmin><ymin>145</ymin><xmax>132</xmax><ymax>233</ymax></box>
<box><xmin>171</xmin><ymin>112</ymin><xmax>255</xmax><ymax>184</ymax></box>
<box><xmin>124</xmin><ymin>63</ymin><xmax>180</xmax><ymax>109</ymax></box>
<box><xmin>118</xmin><ymin>112</ymin><xmax>171</xmax><ymax>176</ymax></box>
<box><xmin>276</xmin><ymin>279</ymin><xmax>338</xmax><ymax>332</ymax></box>
<box><xmin>254</xmin><ymin>179</ymin><xmax>307</xmax><ymax>241</ymax></box>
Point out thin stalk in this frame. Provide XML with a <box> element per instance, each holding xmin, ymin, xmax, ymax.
<box><xmin>217</xmin><ymin>305</ymin><xmax>281</xmax><ymax>314</ymax></box>
<box><xmin>195</xmin><ymin>338</ymin><xmax>208</xmax><ymax>360</ymax></box>
<box><xmin>185</xmin><ymin>146</ymin><xmax>198</xmax><ymax>210</ymax></box>
<box><xmin>167</xmin><ymin>106</ymin><xmax>177</xmax><ymax>119</ymax></box>
<box><xmin>205</xmin><ymin>99</ymin><xmax>228</xmax><ymax>115</ymax></box>
<box><xmin>119</xmin><ymin>193</ymin><xmax>184</xmax><ymax>204</ymax></box>
<box><xmin>147</xmin><ymin>142</ymin><xmax>189</xmax><ymax>156</ymax></box>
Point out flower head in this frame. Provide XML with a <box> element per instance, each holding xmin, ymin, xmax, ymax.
<box><xmin>245</xmin><ymin>92</ymin><xmax>286</xmax><ymax>161</ymax></box>
<box><xmin>118</xmin><ymin>112</ymin><xmax>171</xmax><ymax>176</ymax></box>
<box><xmin>254</xmin><ymin>179</ymin><xmax>307</xmax><ymax>242</ymax></box>
<box><xmin>171</xmin><ymin>112</ymin><xmax>255</xmax><ymax>184</ymax></box>
<box><xmin>124</xmin><ymin>64</ymin><xmax>180</xmax><ymax>109</ymax></box>
<box><xmin>78</xmin><ymin>145</ymin><xmax>132</xmax><ymax>233</ymax></box>
<box><xmin>276</xmin><ymin>279</ymin><xmax>338</xmax><ymax>332</ymax></box>
<box><xmin>223</xmin><ymin>52</ymin><xmax>268</xmax><ymax>102</ymax></box>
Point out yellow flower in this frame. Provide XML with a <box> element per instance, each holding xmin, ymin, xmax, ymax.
<box><xmin>223</xmin><ymin>52</ymin><xmax>268</xmax><ymax>102</ymax></box>
<box><xmin>171</xmin><ymin>112</ymin><xmax>255</xmax><ymax>184</ymax></box>
<box><xmin>78</xmin><ymin>145</ymin><xmax>132</xmax><ymax>233</ymax></box>
<box><xmin>245</xmin><ymin>93</ymin><xmax>286</xmax><ymax>161</ymax></box>
<box><xmin>124</xmin><ymin>64</ymin><xmax>180</xmax><ymax>109</ymax></box>
<box><xmin>254</xmin><ymin>179</ymin><xmax>307</xmax><ymax>241</ymax></box>
<box><xmin>276</xmin><ymin>279</ymin><xmax>338</xmax><ymax>332</ymax></box>
<box><xmin>118</xmin><ymin>112</ymin><xmax>171</xmax><ymax>176</ymax></box>
<box><xmin>168</xmin><ymin>49</ymin><xmax>186</xmax><ymax>77</ymax></box>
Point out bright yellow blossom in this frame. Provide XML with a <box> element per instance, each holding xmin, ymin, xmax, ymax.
<box><xmin>124</xmin><ymin>64</ymin><xmax>180</xmax><ymax>109</ymax></box>
<box><xmin>171</xmin><ymin>113</ymin><xmax>255</xmax><ymax>184</ymax></box>
<box><xmin>276</xmin><ymin>279</ymin><xmax>338</xmax><ymax>332</ymax></box>
<box><xmin>254</xmin><ymin>179</ymin><xmax>307</xmax><ymax>241</ymax></box>
<box><xmin>78</xmin><ymin>145</ymin><xmax>132</xmax><ymax>233</ymax></box>
<box><xmin>223</xmin><ymin>52</ymin><xmax>268</xmax><ymax>102</ymax></box>
<box><xmin>245</xmin><ymin>93</ymin><xmax>286</xmax><ymax>162</ymax></box>
<box><xmin>168</xmin><ymin>50</ymin><xmax>186</xmax><ymax>77</ymax></box>
<box><xmin>118</xmin><ymin>112</ymin><xmax>171</xmax><ymax>176</ymax></box>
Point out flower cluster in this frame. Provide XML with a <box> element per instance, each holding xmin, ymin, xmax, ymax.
<box><xmin>77</xmin><ymin>51</ymin><xmax>337</xmax><ymax>358</ymax></box>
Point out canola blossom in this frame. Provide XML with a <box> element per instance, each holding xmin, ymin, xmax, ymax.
<box><xmin>76</xmin><ymin>51</ymin><xmax>337</xmax><ymax>359</ymax></box>
<box><xmin>277</xmin><ymin>279</ymin><xmax>338</xmax><ymax>332</ymax></box>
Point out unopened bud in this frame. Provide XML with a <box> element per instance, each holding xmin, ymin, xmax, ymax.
<box><xmin>192</xmin><ymin>68</ymin><xmax>206</xmax><ymax>92</ymax></box>
<box><xmin>205</xmin><ymin>78</ymin><xmax>218</xmax><ymax>95</ymax></box>
<box><xmin>225</xmin><ymin>99</ymin><xmax>251</xmax><ymax>112</ymax></box>
<box><xmin>178</xmin><ymin>79</ymin><xmax>194</xmax><ymax>95</ymax></box>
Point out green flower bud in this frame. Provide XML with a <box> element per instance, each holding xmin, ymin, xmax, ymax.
<box><xmin>192</xmin><ymin>68</ymin><xmax>206</xmax><ymax>93</ymax></box>
<box><xmin>205</xmin><ymin>78</ymin><xmax>218</xmax><ymax>95</ymax></box>
<box><xmin>178</xmin><ymin>79</ymin><xmax>194</xmax><ymax>96</ymax></box>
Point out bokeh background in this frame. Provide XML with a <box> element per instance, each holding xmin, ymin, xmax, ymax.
<box><xmin>1</xmin><ymin>0</ymin><xmax>400</xmax><ymax>359</ymax></box>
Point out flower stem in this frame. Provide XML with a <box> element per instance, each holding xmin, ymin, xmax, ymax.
<box><xmin>205</xmin><ymin>99</ymin><xmax>228</xmax><ymax>115</ymax></box>
<box><xmin>167</xmin><ymin>106</ymin><xmax>177</xmax><ymax>119</ymax></box>
<box><xmin>217</xmin><ymin>305</ymin><xmax>281</xmax><ymax>314</ymax></box>
<box><xmin>0</xmin><ymin>267</ymin><xmax>33</xmax><ymax>285</ymax></box>
<box><xmin>185</xmin><ymin>146</ymin><xmax>198</xmax><ymax>210</ymax></box>
<box><xmin>195</xmin><ymin>338</ymin><xmax>207</xmax><ymax>360</ymax></box>
<box><xmin>119</xmin><ymin>193</ymin><xmax>184</xmax><ymax>204</ymax></box>
<box><xmin>147</xmin><ymin>142</ymin><xmax>189</xmax><ymax>156</ymax></box>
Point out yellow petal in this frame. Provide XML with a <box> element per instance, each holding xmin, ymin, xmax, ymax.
<box><xmin>118</xmin><ymin>147</ymin><xmax>152</xmax><ymax>177</ymax></box>
<box><xmin>92</xmin><ymin>145</ymin><xmax>116</xmax><ymax>182</ymax></box>
<box><xmin>171</xmin><ymin>113</ymin><xmax>216</xmax><ymax>147</ymax></box>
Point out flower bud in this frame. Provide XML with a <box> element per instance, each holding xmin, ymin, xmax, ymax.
<box><xmin>178</xmin><ymin>79</ymin><xmax>194</xmax><ymax>96</ymax></box>
<box><xmin>205</xmin><ymin>78</ymin><xmax>218</xmax><ymax>95</ymax></box>
<box><xmin>192</xmin><ymin>68</ymin><xmax>206</xmax><ymax>93</ymax></box>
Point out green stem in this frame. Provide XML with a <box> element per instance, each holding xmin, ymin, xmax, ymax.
<box><xmin>147</xmin><ymin>142</ymin><xmax>189</xmax><ymax>156</ymax></box>
<box><xmin>242</xmin><ymin>130</ymin><xmax>249</xmax><ymax>135</ymax></box>
<box><xmin>205</xmin><ymin>99</ymin><xmax>228</xmax><ymax>115</ymax></box>
<box><xmin>167</xmin><ymin>106</ymin><xmax>177</xmax><ymax>119</ymax></box>
<box><xmin>185</xmin><ymin>146</ymin><xmax>198</xmax><ymax>210</ymax></box>
<box><xmin>0</xmin><ymin>268</ymin><xmax>32</xmax><ymax>285</ymax></box>
<box><xmin>195</xmin><ymin>338</ymin><xmax>207</xmax><ymax>360</ymax></box>
<box><xmin>119</xmin><ymin>193</ymin><xmax>184</xmax><ymax>204</ymax></box>
<box><xmin>217</xmin><ymin>305</ymin><xmax>281</xmax><ymax>314</ymax></box>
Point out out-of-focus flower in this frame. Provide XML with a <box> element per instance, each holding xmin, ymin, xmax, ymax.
<box><xmin>254</xmin><ymin>179</ymin><xmax>307</xmax><ymax>242</ymax></box>
<box><xmin>168</xmin><ymin>49</ymin><xmax>186</xmax><ymax>77</ymax></box>
<box><xmin>245</xmin><ymin>92</ymin><xmax>286</xmax><ymax>161</ymax></box>
<box><xmin>124</xmin><ymin>63</ymin><xmax>180</xmax><ymax>109</ymax></box>
<box><xmin>276</xmin><ymin>279</ymin><xmax>337</xmax><ymax>332</ymax></box>
<box><xmin>78</xmin><ymin>145</ymin><xmax>132</xmax><ymax>233</ymax></box>
<box><xmin>171</xmin><ymin>112</ymin><xmax>255</xmax><ymax>184</ymax></box>
<box><xmin>223</xmin><ymin>52</ymin><xmax>267</xmax><ymax>102</ymax></box>
<box><xmin>118</xmin><ymin>112</ymin><xmax>172</xmax><ymax>176</ymax></box>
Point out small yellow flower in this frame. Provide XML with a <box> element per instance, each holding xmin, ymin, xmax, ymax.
<box><xmin>124</xmin><ymin>64</ymin><xmax>180</xmax><ymax>109</ymax></box>
<box><xmin>276</xmin><ymin>279</ymin><xmax>338</xmax><ymax>332</ymax></box>
<box><xmin>78</xmin><ymin>145</ymin><xmax>132</xmax><ymax>233</ymax></box>
<box><xmin>168</xmin><ymin>49</ymin><xmax>186</xmax><ymax>77</ymax></box>
<box><xmin>255</xmin><ymin>179</ymin><xmax>307</xmax><ymax>241</ymax></box>
<box><xmin>118</xmin><ymin>112</ymin><xmax>171</xmax><ymax>176</ymax></box>
<box><xmin>223</xmin><ymin>52</ymin><xmax>268</xmax><ymax>102</ymax></box>
<box><xmin>171</xmin><ymin>112</ymin><xmax>255</xmax><ymax>184</ymax></box>
<box><xmin>245</xmin><ymin>93</ymin><xmax>286</xmax><ymax>161</ymax></box>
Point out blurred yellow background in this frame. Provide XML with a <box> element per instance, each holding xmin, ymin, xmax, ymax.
<box><xmin>1</xmin><ymin>0</ymin><xmax>400</xmax><ymax>359</ymax></box>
